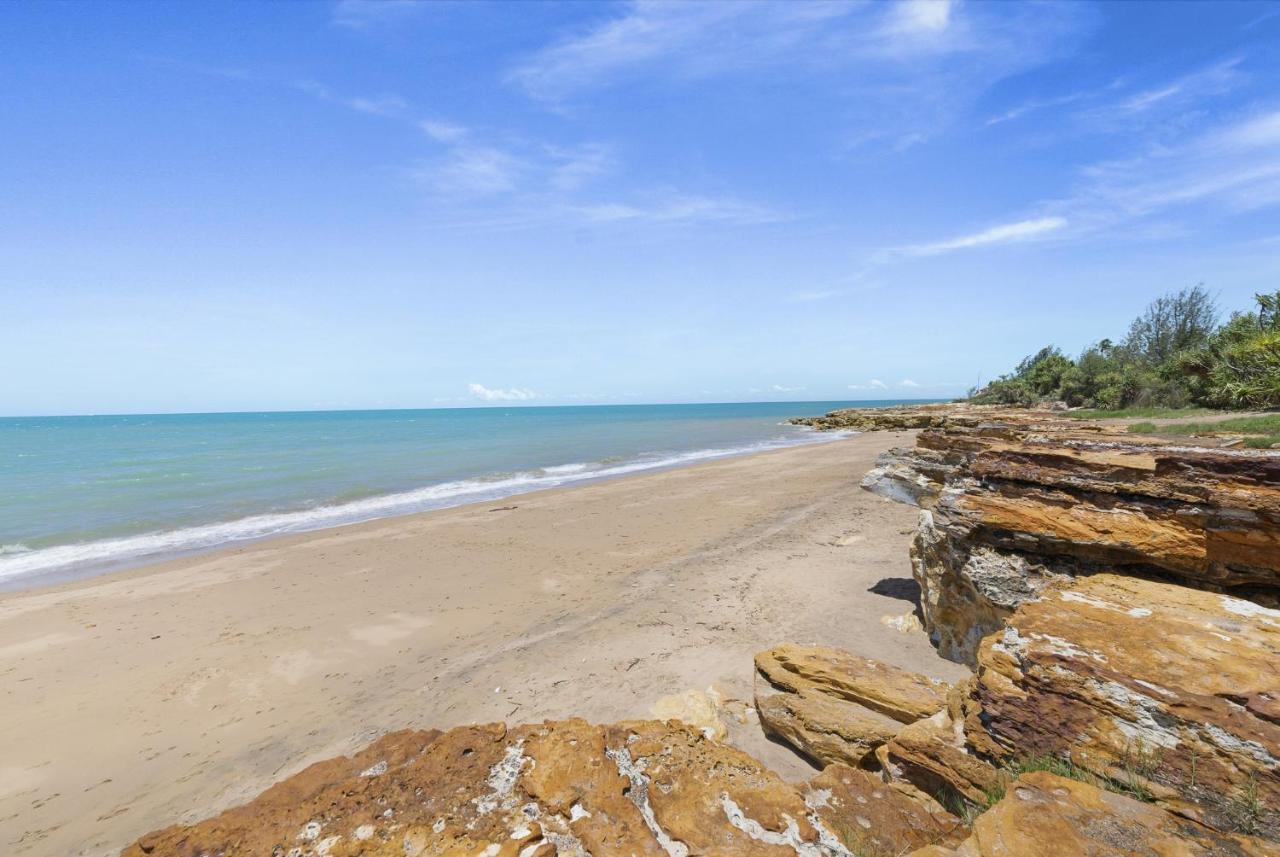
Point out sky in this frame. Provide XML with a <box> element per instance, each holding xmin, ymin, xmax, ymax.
<box><xmin>3</xmin><ymin>0</ymin><xmax>1280</xmax><ymax>415</ymax></box>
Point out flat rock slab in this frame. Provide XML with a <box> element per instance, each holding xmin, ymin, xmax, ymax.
<box><xmin>755</xmin><ymin>644</ymin><xmax>951</xmax><ymax>724</ymax></box>
<box><xmin>909</xmin><ymin>771</ymin><xmax>1278</xmax><ymax>857</ymax></box>
<box><xmin>125</xmin><ymin>718</ymin><xmax>951</xmax><ymax>857</ymax></box>
<box><xmin>963</xmin><ymin>574</ymin><xmax>1280</xmax><ymax>840</ymax></box>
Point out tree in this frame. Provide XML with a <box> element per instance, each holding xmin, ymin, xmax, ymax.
<box><xmin>1123</xmin><ymin>285</ymin><xmax>1218</xmax><ymax>366</ymax></box>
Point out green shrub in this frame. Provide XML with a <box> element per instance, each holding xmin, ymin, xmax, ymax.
<box><xmin>970</xmin><ymin>288</ymin><xmax>1280</xmax><ymax>411</ymax></box>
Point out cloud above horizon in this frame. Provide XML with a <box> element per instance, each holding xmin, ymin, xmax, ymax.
<box><xmin>895</xmin><ymin>216</ymin><xmax>1068</xmax><ymax>257</ymax></box>
<box><xmin>468</xmin><ymin>383</ymin><xmax>539</xmax><ymax>402</ymax></box>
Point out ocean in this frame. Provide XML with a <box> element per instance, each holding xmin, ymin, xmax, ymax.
<box><xmin>0</xmin><ymin>400</ymin><xmax>924</xmax><ymax>589</ymax></box>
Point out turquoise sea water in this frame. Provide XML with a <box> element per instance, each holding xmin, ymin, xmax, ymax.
<box><xmin>0</xmin><ymin>401</ymin><xmax>926</xmax><ymax>588</ymax></box>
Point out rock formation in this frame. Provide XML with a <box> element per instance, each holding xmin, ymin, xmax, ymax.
<box><xmin>909</xmin><ymin>771</ymin><xmax>1278</xmax><ymax>857</ymax></box>
<box><xmin>752</xmin><ymin>644</ymin><xmax>951</xmax><ymax>770</ymax></box>
<box><xmin>839</xmin><ymin>412</ymin><xmax>1280</xmax><ymax>663</ymax></box>
<box><xmin>123</xmin><ymin>718</ymin><xmax>966</xmax><ymax>857</ymax></box>
<box><xmin>962</xmin><ymin>574</ymin><xmax>1280</xmax><ymax>840</ymax></box>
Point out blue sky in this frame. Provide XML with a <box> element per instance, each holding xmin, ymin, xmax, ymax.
<box><xmin>3</xmin><ymin>0</ymin><xmax>1280</xmax><ymax>415</ymax></box>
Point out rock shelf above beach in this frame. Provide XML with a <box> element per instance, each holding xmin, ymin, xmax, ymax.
<box><xmin>122</xmin><ymin>718</ymin><xmax>969</xmax><ymax>857</ymax></box>
<box><xmin>840</xmin><ymin>405</ymin><xmax>1280</xmax><ymax>662</ymax></box>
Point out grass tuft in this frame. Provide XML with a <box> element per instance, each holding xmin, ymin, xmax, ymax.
<box><xmin>1064</xmin><ymin>407</ymin><xmax>1218</xmax><ymax>420</ymax></box>
<box><xmin>1125</xmin><ymin>413</ymin><xmax>1280</xmax><ymax>448</ymax></box>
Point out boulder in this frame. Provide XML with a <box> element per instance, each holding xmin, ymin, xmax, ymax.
<box><xmin>961</xmin><ymin>574</ymin><xmax>1280</xmax><ymax>840</ymax></box>
<box><xmin>908</xmin><ymin>771</ymin><xmax>1278</xmax><ymax>857</ymax></box>
<box><xmin>125</xmin><ymin>718</ymin><xmax>956</xmax><ymax>857</ymax></box>
<box><xmin>755</xmin><ymin>684</ymin><xmax>901</xmax><ymax>768</ymax></box>
<box><xmin>755</xmin><ymin>644</ymin><xmax>951</xmax><ymax>724</ymax></box>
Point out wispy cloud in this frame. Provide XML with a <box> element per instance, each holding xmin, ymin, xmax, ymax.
<box><xmin>507</xmin><ymin>0</ymin><xmax>1087</xmax><ymax>135</ymax></box>
<box><xmin>907</xmin><ymin>103</ymin><xmax>1280</xmax><ymax>259</ymax></box>
<box><xmin>468</xmin><ymin>383</ymin><xmax>539</xmax><ymax>402</ymax></box>
<box><xmin>420</xmin><ymin>119</ymin><xmax>468</xmax><ymax>143</ymax></box>
<box><xmin>892</xmin><ymin>216</ymin><xmax>1068</xmax><ymax>257</ymax></box>
<box><xmin>572</xmin><ymin>192</ymin><xmax>780</xmax><ymax>226</ymax></box>
<box><xmin>331</xmin><ymin>0</ymin><xmax>427</xmax><ymax>30</ymax></box>
<box><xmin>1110</xmin><ymin>58</ymin><xmax>1242</xmax><ymax>116</ymax></box>
<box><xmin>295</xmin><ymin>80</ymin><xmax>408</xmax><ymax>118</ymax></box>
<box><xmin>899</xmin><ymin>379</ymin><xmax>920</xmax><ymax>388</ymax></box>
<box><xmin>771</xmin><ymin>384</ymin><xmax>806</xmax><ymax>393</ymax></box>
<box><xmin>419</xmin><ymin>146</ymin><xmax>526</xmax><ymax>196</ymax></box>
<box><xmin>850</xmin><ymin>379</ymin><xmax>889</xmax><ymax>391</ymax></box>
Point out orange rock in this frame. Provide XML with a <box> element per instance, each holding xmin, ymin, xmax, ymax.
<box><xmin>124</xmin><ymin>718</ymin><xmax>954</xmax><ymax>857</ymax></box>
<box><xmin>755</xmin><ymin>685</ymin><xmax>901</xmax><ymax>768</ymax></box>
<box><xmin>908</xmin><ymin>771</ymin><xmax>1278</xmax><ymax>856</ymax></box>
<box><xmin>808</xmin><ymin>763</ymin><xmax>966</xmax><ymax>854</ymax></box>
<box><xmin>874</xmin><ymin>712</ymin><xmax>1000</xmax><ymax>809</ymax></box>
<box><xmin>962</xmin><ymin>574</ymin><xmax>1280</xmax><ymax>840</ymax></box>
<box><xmin>755</xmin><ymin>644</ymin><xmax>951</xmax><ymax>724</ymax></box>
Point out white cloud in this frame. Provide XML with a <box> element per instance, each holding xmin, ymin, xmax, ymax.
<box><xmin>508</xmin><ymin>0</ymin><xmax>1084</xmax><ymax>109</ymax></box>
<box><xmin>1111</xmin><ymin>58</ymin><xmax>1242</xmax><ymax>116</ymax></box>
<box><xmin>849</xmin><ymin>379</ymin><xmax>889</xmax><ymax>391</ymax></box>
<box><xmin>896</xmin><ymin>217</ymin><xmax>1067</xmax><ymax>257</ymax></box>
<box><xmin>420</xmin><ymin>120</ymin><xmax>468</xmax><ymax>143</ymax></box>
<box><xmin>886</xmin><ymin>0</ymin><xmax>953</xmax><ymax>36</ymax></box>
<box><xmin>295</xmin><ymin>80</ymin><xmax>407</xmax><ymax>117</ymax></box>
<box><xmin>900</xmin><ymin>379</ymin><xmax>920</xmax><ymax>387</ymax></box>
<box><xmin>573</xmin><ymin>192</ymin><xmax>780</xmax><ymax>226</ymax></box>
<box><xmin>548</xmin><ymin>143</ymin><xmax>616</xmax><ymax>191</ymax></box>
<box><xmin>771</xmin><ymin>384</ymin><xmax>806</xmax><ymax>392</ymax></box>
<box><xmin>420</xmin><ymin>146</ymin><xmax>525</xmax><ymax>196</ymax></box>
<box><xmin>331</xmin><ymin>0</ymin><xmax>425</xmax><ymax>29</ymax></box>
<box><xmin>468</xmin><ymin>383</ymin><xmax>539</xmax><ymax>402</ymax></box>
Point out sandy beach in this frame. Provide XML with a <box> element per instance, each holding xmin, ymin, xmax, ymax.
<box><xmin>0</xmin><ymin>431</ymin><xmax>967</xmax><ymax>857</ymax></box>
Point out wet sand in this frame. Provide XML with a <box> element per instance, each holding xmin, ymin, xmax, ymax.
<box><xmin>0</xmin><ymin>430</ymin><xmax>967</xmax><ymax>856</ymax></box>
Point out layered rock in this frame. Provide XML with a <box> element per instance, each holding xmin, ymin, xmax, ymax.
<box><xmin>860</xmin><ymin>446</ymin><xmax>965</xmax><ymax>508</ymax></box>
<box><xmin>874</xmin><ymin>710</ymin><xmax>1000</xmax><ymax>811</ymax></box>
<box><xmin>961</xmin><ymin>574</ymin><xmax>1280</xmax><ymax>840</ymax></box>
<box><xmin>753</xmin><ymin>644</ymin><xmax>952</xmax><ymax>769</ymax></box>
<box><xmin>874</xmin><ymin>419</ymin><xmax>1280</xmax><ymax>663</ymax></box>
<box><xmin>789</xmin><ymin>403</ymin><xmax>1013</xmax><ymax>432</ymax></box>
<box><xmin>909</xmin><ymin>771</ymin><xmax>1278</xmax><ymax>857</ymax></box>
<box><xmin>125</xmin><ymin>718</ymin><xmax>962</xmax><ymax>857</ymax></box>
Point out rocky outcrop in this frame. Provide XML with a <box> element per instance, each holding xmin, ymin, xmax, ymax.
<box><xmin>125</xmin><ymin>718</ymin><xmax>963</xmax><ymax>857</ymax></box>
<box><xmin>958</xmin><ymin>573</ymin><xmax>1280</xmax><ymax>841</ymax></box>
<box><xmin>852</xmin><ymin>415</ymin><xmax>1280</xmax><ymax>663</ymax></box>
<box><xmin>909</xmin><ymin>771</ymin><xmax>1278</xmax><ymax>857</ymax></box>
<box><xmin>753</xmin><ymin>645</ymin><xmax>952</xmax><ymax>769</ymax></box>
<box><xmin>790</xmin><ymin>403</ymin><xmax>1005</xmax><ymax>432</ymax></box>
<box><xmin>860</xmin><ymin>446</ymin><xmax>965</xmax><ymax>508</ymax></box>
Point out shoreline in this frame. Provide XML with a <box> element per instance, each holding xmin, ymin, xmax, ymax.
<box><xmin>0</xmin><ymin>428</ymin><xmax>845</xmax><ymax>594</ymax></box>
<box><xmin>0</xmin><ymin>431</ymin><xmax>968</xmax><ymax>856</ymax></box>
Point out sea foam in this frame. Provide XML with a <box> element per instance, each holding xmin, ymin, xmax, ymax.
<box><xmin>0</xmin><ymin>432</ymin><xmax>844</xmax><ymax>585</ymax></box>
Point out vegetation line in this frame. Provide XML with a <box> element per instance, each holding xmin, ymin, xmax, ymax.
<box><xmin>968</xmin><ymin>287</ymin><xmax>1280</xmax><ymax>411</ymax></box>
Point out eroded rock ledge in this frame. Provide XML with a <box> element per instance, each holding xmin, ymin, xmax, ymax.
<box><xmin>852</xmin><ymin>412</ymin><xmax>1280</xmax><ymax>662</ymax></box>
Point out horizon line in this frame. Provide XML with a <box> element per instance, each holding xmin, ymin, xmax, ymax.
<box><xmin>0</xmin><ymin>397</ymin><xmax>949</xmax><ymax>420</ymax></box>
